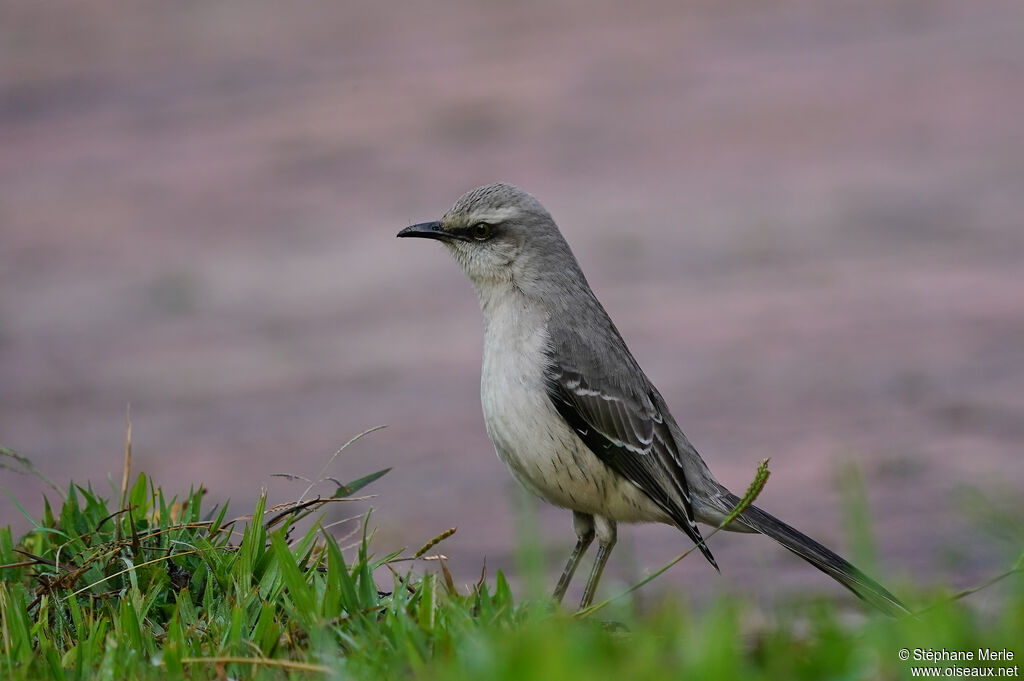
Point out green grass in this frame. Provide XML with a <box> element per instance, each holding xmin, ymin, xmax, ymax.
<box><xmin>1</xmin><ymin>442</ymin><xmax>1022</xmax><ymax>680</ymax></box>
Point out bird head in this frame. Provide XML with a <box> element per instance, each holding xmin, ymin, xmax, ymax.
<box><xmin>397</xmin><ymin>183</ymin><xmax>577</xmax><ymax>292</ymax></box>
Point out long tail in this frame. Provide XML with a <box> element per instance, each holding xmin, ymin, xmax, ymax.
<box><xmin>718</xmin><ymin>489</ymin><xmax>910</xmax><ymax>617</ymax></box>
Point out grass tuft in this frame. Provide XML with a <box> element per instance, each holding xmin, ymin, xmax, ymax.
<box><xmin>1</xmin><ymin>438</ymin><xmax>1022</xmax><ymax>680</ymax></box>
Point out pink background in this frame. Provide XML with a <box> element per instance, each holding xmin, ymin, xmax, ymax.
<box><xmin>2</xmin><ymin>0</ymin><xmax>1022</xmax><ymax>608</ymax></box>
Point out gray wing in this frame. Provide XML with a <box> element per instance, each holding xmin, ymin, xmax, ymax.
<box><xmin>545</xmin><ymin>361</ymin><xmax>718</xmax><ymax>571</ymax></box>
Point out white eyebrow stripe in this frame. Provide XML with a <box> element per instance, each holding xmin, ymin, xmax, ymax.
<box><xmin>472</xmin><ymin>207</ymin><xmax>520</xmax><ymax>223</ymax></box>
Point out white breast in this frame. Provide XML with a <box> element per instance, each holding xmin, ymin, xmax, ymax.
<box><xmin>476</xmin><ymin>286</ymin><xmax>665</xmax><ymax>523</ymax></box>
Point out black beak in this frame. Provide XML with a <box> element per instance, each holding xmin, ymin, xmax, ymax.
<box><xmin>397</xmin><ymin>221</ymin><xmax>448</xmax><ymax>241</ymax></box>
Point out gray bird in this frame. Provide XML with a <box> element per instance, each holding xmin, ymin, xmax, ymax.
<box><xmin>398</xmin><ymin>182</ymin><xmax>907</xmax><ymax>615</ymax></box>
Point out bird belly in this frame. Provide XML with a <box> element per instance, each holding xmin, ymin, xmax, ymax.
<box><xmin>479</xmin><ymin>311</ymin><xmax>665</xmax><ymax>523</ymax></box>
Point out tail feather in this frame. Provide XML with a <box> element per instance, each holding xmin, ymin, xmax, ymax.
<box><xmin>720</xmin><ymin>491</ymin><xmax>910</xmax><ymax>617</ymax></box>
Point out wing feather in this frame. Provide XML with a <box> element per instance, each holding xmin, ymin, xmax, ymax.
<box><xmin>547</xmin><ymin>364</ymin><xmax>718</xmax><ymax>570</ymax></box>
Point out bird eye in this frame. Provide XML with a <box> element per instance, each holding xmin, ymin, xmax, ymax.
<box><xmin>471</xmin><ymin>222</ymin><xmax>492</xmax><ymax>240</ymax></box>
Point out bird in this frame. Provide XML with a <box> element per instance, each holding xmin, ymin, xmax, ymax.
<box><xmin>397</xmin><ymin>182</ymin><xmax>907</xmax><ymax>615</ymax></box>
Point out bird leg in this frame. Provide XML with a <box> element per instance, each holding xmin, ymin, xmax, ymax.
<box><xmin>579</xmin><ymin>516</ymin><xmax>617</xmax><ymax>609</ymax></box>
<box><xmin>552</xmin><ymin>511</ymin><xmax>595</xmax><ymax>604</ymax></box>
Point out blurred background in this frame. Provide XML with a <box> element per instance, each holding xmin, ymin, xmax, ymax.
<box><xmin>2</xmin><ymin>0</ymin><xmax>1023</xmax><ymax>609</ymax></box>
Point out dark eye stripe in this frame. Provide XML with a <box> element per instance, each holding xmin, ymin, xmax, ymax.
<box><xmin>453</xmin><ymin>222</ymin><xmax>496</xmax><ymax>241</ymax></box>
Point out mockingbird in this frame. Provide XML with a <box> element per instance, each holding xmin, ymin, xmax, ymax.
<box><xmin>398</xmin><ymin>182</ymin><xmax>907</xmax><ymax>615</ymax></box>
